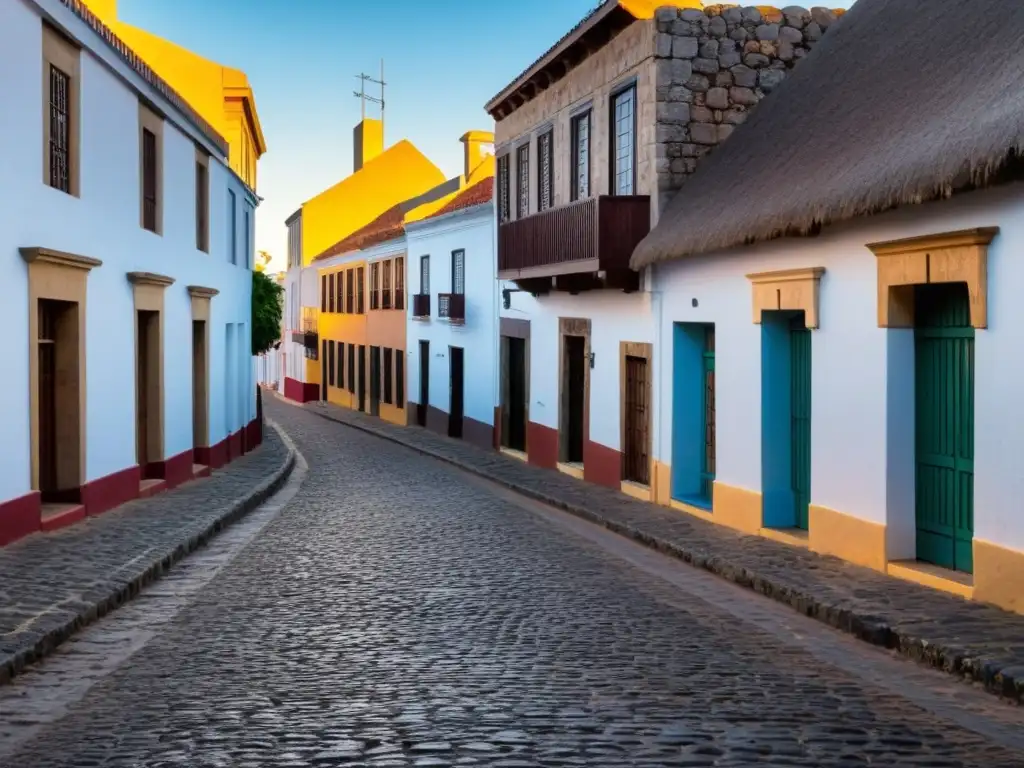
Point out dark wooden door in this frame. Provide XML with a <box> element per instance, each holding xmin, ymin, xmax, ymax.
<box><xmin>358</xmin><ymin>345</ymin><xmax>366</xmax><ymax>412</ymax></box>
<box><xmin>38</xmin><ymin>301</ymin><xmax>59</xmax><ymax>497</ymax></box>
<box><xmin>418</xmin><ymin>340</ymin><xmax>429</xmax><ymax>426</ymax></box>
<box><xmin>137</xmin><ymin>311</ymin><xmax>150</xmax><ymax>468</ymax></box>
<box><xmin>565</xmin><ymin>335</ymin><xmax>585</xmax><ymax>463</ymax></box>
<box><xmin>369</xmin><ymin>346</ymin><xmax>381</xmax><ymax>417</ymax></box>
<box><xmin>507</xmin><ymin>337</ymin><xmax>527</xmax><ymax>451</ymax></box>
<box><xmin>449</xmin><ymin>346</ymin><xmax>464</xmax><ymax>438</ymax></box>
<box><xmin>915</xmin><ymin>283</ymin><xmax>974</xmax><ymax>573</ymax></box>
<box><xmin>623</xmin><ymin>355</ymin><xmax>649</xmax><ymax>485</ymax></box>
<box><xmin>321</xmin><ymin>340</ymin><xmax>328</xmax><ymax>401</ymax></box>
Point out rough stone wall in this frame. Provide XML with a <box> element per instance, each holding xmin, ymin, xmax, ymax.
<box><xmin>653</xmin><ymin>5</ymin><xmax>843</xmax><ymax>216</ymax></box>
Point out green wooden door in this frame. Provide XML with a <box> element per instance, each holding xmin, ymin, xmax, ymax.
<box><xmin>790</xmin><ymin>317</ymin><xmax>812</xmax><ymax>530</ymax></box>
<box><xmin>915</xmin><ymin>283</ymin><xmax>974</xmax><ymax>573</ymax></box>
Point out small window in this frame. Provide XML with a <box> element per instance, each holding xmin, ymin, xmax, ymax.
<box><xmin>338</xmin><ymin>341</ymin><xmax>345</xmax><ymax>389</ymax></box>
<box><xmin>420</xmin><ymin>255</ymin><xmax>430</xmax><ymax>294</ymax></box>
<box><xmin>244</xmin><ymin>207</ymin><xmax>251</xmax><ymax>269</ymax></box>
<box><xmin>346</xmin><ymin>268</ymin><xmax>354</xmax><ymax>313</ymax></box>
<box><xmin>396</xmin><ymin>352</ymin><xmax>405</xmax><ymax>408</ymax></box>
<box><xmin>47</xmin><ymin>67</ymin><xmax>72</xmax><ymax>192</ymax></box>
<box><xmin>347</xmin><ymin>344</ymin><xmax>356</xmax><ymax>393</ymax></box>
<box><xmin>516</xmin><ymin>143</ymin><xmax>530</xmax><ymax>218</ymax></box>
<box><xmin>328</xmin><ymin>272</ymin><xmax>336</xmax><ymax>312</ymax></box>
<box><xmin>451</xmin><ymin>249</ymin><xmax>465</xmax><ymax>295</ymax></box>
<box><xmin>382</xmin><ymin>260</ymin><xmax>392</xmax><ymax>310</ymax></box>
<box><xmin>497</xmin><ymin>154</ymin><xmax>511</xmax><ymax>223</ymax></box>
<box><xmin>370</xmin><ymin>263</ymin><xmax>380</xmax><ymax>310</ymax></box>
<box><xmin>42</xmin><ymin>25</ymin><xmax>80</xmax><ymax>196</ymax></box>
<box><xmin>538</xmin><ymin>130</ymin><xmax>553</xmax><ymax>211</ymax></box>
<box><xmin>611</xmin><ymin>85</ymin><xmax>636</xmax><ymax>196</ymax></box>
<box><xmin>228</xmin><ymin>189</ymin><xmax>237</xmax><ymax>264</ymax></box>
<box><xmin>321</xmin><ymin>274</ymin><xmax>327</xmax><ymax>312</ymax></box>
<box><xmin>195</xmin><ymin>153</ymin><xmax>209</xmax><ymax>252</ymax></box>
<box><xmin>141</xmin><ymin>128</ymin><xmax>158</xmax><ymax>232</ymax></box>
<box><xmin>570</xmin><ymin>111</ymin><xmax>591</xmax><ymax>201</ymax></box>
<box><xmin>395</xmin><ymin>256</ymin><xmax>405</xmax><ymax>310</ymax></box>
<box><xmin>328</xmin><ymin>340</ymin><xmax>336</xmax><ymax>386</ymax></box>
<box><xmin>357</xmin><ymin>266</ymin><xmax>365</xmax><ymax>313</ymax></box>
<box><xmin>383</xmin><ymin>348</ymin><xmax>393</xmax><ymax>404</ymax></box>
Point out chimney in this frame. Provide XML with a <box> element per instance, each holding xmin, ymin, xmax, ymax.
<box><xmin>353</xmin><ymin>118</ymin><xmax>384</xmax><ymax>173</ymax></box>
<box><xmin>460</xmin><ymin>130</ymin><xmax>495</xmax><ymax>178</ymax></box>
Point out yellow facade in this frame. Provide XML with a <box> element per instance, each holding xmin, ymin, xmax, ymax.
<box><xmin>81</xmin><ymin>0</ymin><xmax>266</xmax><ymax>190</ymax></box>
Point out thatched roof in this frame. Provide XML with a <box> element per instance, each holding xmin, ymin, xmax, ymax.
<box><xmin>631</xmin><ymin>0</ymin><xmax>1024</xmax><ymax>269</ymax></box>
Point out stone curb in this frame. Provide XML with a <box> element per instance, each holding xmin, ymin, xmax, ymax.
<box><xmin>303</xmin><ymin>405</ymin><xmax>1022</xmax><ymax>705</ymax></box>
<box><xmin>0</xmin><ymin>420</ymin><xmax>297</xmax><ymax>686</ymax></box>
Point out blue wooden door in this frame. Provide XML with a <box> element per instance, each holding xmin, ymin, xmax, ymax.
<box><xmin>790</xmin><ymin>317</ymin><xmax>811</xmax><ymax>530</ymax></box>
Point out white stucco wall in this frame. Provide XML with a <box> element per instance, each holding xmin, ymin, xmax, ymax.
<box><xmin>654</xmin><ymin>182</ymin><xmax>1024</xmax><ymax>553</ymax></box>
<box><xmin>406</xmin><ymin>206</ymin><xmax>498</xmax><ymax>427</ymax></box>
<box><xmin>0</xmin><ymin>0</ymin><xmax>254</xmax><ymax>504</ymax></box>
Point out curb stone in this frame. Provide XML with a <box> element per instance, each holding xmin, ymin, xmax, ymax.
<box><xmin>0</xmin><ymin>420</ymin><xmax>297</xmax><ymax>685</ymax></box>
<box><xmin>300</xmin><ymin>403</ymin><xmax>1022</xmax><ymax>706</ymax></box>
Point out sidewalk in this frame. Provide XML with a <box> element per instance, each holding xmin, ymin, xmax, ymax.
<box><xmin>297</xmin><ymin>398</ymin><xmax>1024</xmax><ymax>705</ymax></box>
<box><xmin>0</xmin><ymin>422</ymin><xmax>295</xmax><ymax>684</ymax></box>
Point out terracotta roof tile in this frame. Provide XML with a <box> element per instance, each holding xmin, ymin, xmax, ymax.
<box><xmin>313</xmin><ymin>204</ymin><xmax>406</xmax><ymax>262</ymax></box>
<box><xmin>426</xmin><ymin>178</ymin><xmax>494</xmax><ymax>220</ymax></box>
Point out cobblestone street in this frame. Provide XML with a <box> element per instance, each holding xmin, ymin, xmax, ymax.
<box><xmin>2</xmin><ymin>399</ymin><xmax>1023</xmax><ymax>767</ymax></box>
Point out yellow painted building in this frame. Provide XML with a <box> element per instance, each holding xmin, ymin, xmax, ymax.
<box><xmin>81</xmin><ymin>0</ymin><xmax>266</xmax><ymax>190</ymax></box>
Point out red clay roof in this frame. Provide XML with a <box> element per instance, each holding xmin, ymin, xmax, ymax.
<box><xmin>425</xmin><ymin>178</ymin><xmax>494</xmax><ymax>220</ymax></box>
<box><xmin>312</xmin><ymin>204</ymin><xmax>405</xmax><ymax>262</ymax></box>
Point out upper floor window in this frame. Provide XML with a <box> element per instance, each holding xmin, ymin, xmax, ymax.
<box><xmin>321</xmin><ymin>274</ymin><xmax>327</xmax><ymax>312</ymax></box>
<box><xmin>451</xmin><ymin>249</ymin><xmax>465</xmax><ymax>295</ymax></box>
<box><xmin>243</xmin><ymin>207</ymin><xmax>251</xmax><ymax>269</ymax></box>
<box><xmin>287</xmin><ymin>218</ymin><xmax>302</xmax><ymax>269</ymax></box>
<box><xmin>571</xmin><ymin>110</ymin><xmax>591</xmax><ymax>201</ymax></box>
<box><xmin>227</xmin><ymin>189</ymin><xmax>237</xmax><ymax>264</ymax></box>
<box><xmin>382</xmin><ymin>259</ymin><xmax>393</xmax><ymax>309</ymax></box>
<box><xmin>42</xmin><ymin>24</ymin><xmax>79</xmax><ymax>196</ymax></box>
<box><xmin>370</xmin><ymin>262</ymin><xmax>380</xmax><ymax>310</ymax></box>
<box><xmin>346</xmin><ymin>267</ymin><xmax>354</xmax><ymax>313</ymax></box>
<box><xmin>537</xmin><ymin>131</ymin><xmax>554</xmax><ymax>211</ymax></box>
<box><xmin>195</xmin><ymin>150</ymin><xmax>209</xmax><ymax>252</ymax></box>
<box><xmin>357</xmin><ymin>266</ymin><xmax>365</xmax><ymax>313</ymax></box>
<box><xmin>395</xmin><ymin>256</ymin><xmax>405</xmax><ymax>310</ymax></box>
<box><xmin>420</xmin><ymin>254</ymin><xmax>430</xmax><ymax>294</ymax></box>
<box><xmin>612</xmin><ymin>85</ymin><xmax>636</xmax><ymax>196</ymax></box>
<box><xmin>139</xmin><ymin>104</ymin><xmax>163</xmax><ymax>234</ymax></box>
<box><xmin>497</xmin><ymin>155</ymin><xmax>511</xmax><ymax>223</ymax></box>
<box><xmin>516</xmin><ymin>143</ymin><xmax>530</xmax><ymax>218</ymax></box>
<box><xmin>328</xmin><ymin>271</ymin><xmax>336</xmax><ymax>312</ymax></box>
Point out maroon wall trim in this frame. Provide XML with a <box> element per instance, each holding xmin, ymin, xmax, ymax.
<box><xmin>584</xmin><ymin>440</ymin><xmax>621</xmax><ymax>489</ymax></box>
<box><xmin>0</xmin><ymin>491</ymin><xmax>41</xmax><ymax>546</ymax></box>
<box><xmin>527</xmin><ymin>421</ymin><xmax>558</xmax><ymax>469</ymax></box>
<box><xmin>81</xmin><ymin>464</ymin><xmax>142</xmax><ymax>517</ymax></box>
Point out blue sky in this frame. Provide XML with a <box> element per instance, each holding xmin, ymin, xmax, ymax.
<box><xmin>119</xmin><ymin>0</ymin><xmax>854</xmax><ymax>271</ymax></box>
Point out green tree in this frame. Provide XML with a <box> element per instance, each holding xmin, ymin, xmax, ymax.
<box><xmin>252</xmin><ymin>269</ymin><xmax>283</xmax><ymax>355</ymax></box>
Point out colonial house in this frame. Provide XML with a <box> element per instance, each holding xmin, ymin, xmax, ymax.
<box><xmin>632</xmin><ymin>0</ymin><xmax>1024</xmax><ymax>613</ymax></box>
<box><xmin>1</xmin><ymin>0</ymin><xmax>259</xmax><ymax>545</ymax></box>
<box><xmin>406</xmin><ymin>177</ymin><xmax>497</xmax><ymax>448</ymax></box>
<box><xmin>488</xmin><ymin>1</ymin><xmax>836</xmax><ymax>498</ymax></box>
<box><xmin>281</xmin><ymin>118</ymin><xmax>445</xmax><ymax>403</ymax></box>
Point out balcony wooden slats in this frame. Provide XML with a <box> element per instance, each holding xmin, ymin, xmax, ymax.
<box><xmin>497</xmin><ymin>196</ymin><xmax>650</xmax><ymax>290</ymax></box>
<box><xmin>438</xmin><ymin>293</ymin><xmax>466</xmax><ymax>323</ymax></box>
<box><xmin>412</xmin><ymin>293</ymin><xmax>431</xmax><ymax>318</ymax></box>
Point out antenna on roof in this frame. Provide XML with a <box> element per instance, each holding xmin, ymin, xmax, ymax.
<box><xmin>353</xmin><ymin>59</ymin><xmax>386</xmax><ymax>142</ymax></box>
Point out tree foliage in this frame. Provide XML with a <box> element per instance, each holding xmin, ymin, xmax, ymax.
<box><xmin>252</xmin><ymin>269</ymin><xmax>284</xmax><ymax>355</ymax></box>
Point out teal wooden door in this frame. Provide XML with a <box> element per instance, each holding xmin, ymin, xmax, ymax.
<box><xmin>915</xmin><ymin>283</ymin><xmax>974</xmax><ymax>573</ymax></box>
<box><xmin>700</xmin><ymin>326</ymin><xmax>716</xmax><ymax>501</ymax></box>
<box><xmin>790</xmin><ymin>317</ymin><xmax>811</xmax><ymax>530</ymax></box>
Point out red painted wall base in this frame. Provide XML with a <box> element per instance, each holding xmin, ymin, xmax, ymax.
<box><xmin>0</xmin><ymin>491</ymin><xmax>41</xmax><ymax>546</ymax></box>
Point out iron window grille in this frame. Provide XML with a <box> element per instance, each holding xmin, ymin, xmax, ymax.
<box><xmin>611</xmin><ymin>86</ymin><xmax>637</xmax><ymax>196</ymax></box>
<box><xmin>538</xmin><ymin>131</ymin><xmax>554</xmax><ymax>211</ymax></box>
<box><xmin>571</xmin><ymin>111</ymin><xmax>591</xmax><ymax>201</ymax></box>
<box><xmin>48</xmin><ymin>65</ymin><xmax>71</xmax><ymax>193</ymax></box>
<box><xmin>142</xmin><ymin>128</ymin><xmax>158</xmax><ymax>231</ymax></box>
<box><xmin>451</xmin><ymin>249</ymin><xmax>465</xmax><ymax>295</ymax></box>
<box><xmin>497</xmin><ymin>154</ymin><xmax>511</xmax><ymax>223</ymax></box>
<box><xmin>516</xmin><ymin>143</ymin><xmax>530</xmax><ymax>218</ymax></box>
<box><xmin>195</xmin><ymin>162</ymin><xmax>208</xmax><ymax>250</ymax></box>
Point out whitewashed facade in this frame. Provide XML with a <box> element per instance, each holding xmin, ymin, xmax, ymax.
<box><xmin>406</xmin><ymin>200</ymin><xmax>498</xmax><ymax>448</ymax></box>
<box><xmin>0</xmin><ymin>0</ymin><xmax>257</xmax><ymax>545</ymax></box>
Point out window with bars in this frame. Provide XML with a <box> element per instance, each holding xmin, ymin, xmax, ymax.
<box><xmin>228</xmin><ymin>190</ymin><xmax>237</xmax><ymax>264</ymax></box>
<box><xmin>497</xmin><ymin>154</ymin><xmax>511</xmax><ymax>223</ymax></box>
<box><xmin>538</xmin><ymin>131</ymin><xmax>553</xmax><ymax>211</ymax></box>
<box><xmin>516</xmin><ymin>143</ymin><xmax>530</xmax><ymax>218</ymax></box>
<box><xmin>382</xmin><ymin>260</ymin><xmax>393</xmax><ymax>309</ymax></box>
<box><xmin>396</xmin><ymin>352</ymin><xmax>405</xmax><ymax>408</ymax></box>
<box><xmin>395</xmin><ymin>257</ymin><xmax>405</xmax><ymax>310</ymax></box>
<box><xmin>48</xmin><ymin>65</ymin><xmax>71</xmax><ymax>193</ymax></box>
<box><xmin>612</xmin><ymin>86</ymin><xmax>636</xmax><ymax>196</ymax></box>
<box><xmin>383</xmin><ymin>348</ymin><xmax>393</xmax><ymax>404</ymax></box>
<box><xmin>370</xmin><ymin>263</ymin><xmax>380</xmax><ymax>310</ymax></box>
<box><xmin>195</xmin><ymin>159</ymin><xmax>208</xmax><ymax>251</ymax></box>
<box><xmin>337</xmin><ymin>342</ymin><xmax>345</xmax><ymax>389</ymax></box>
<box><xmin>328</xmin><ymin>272</ymin><xmax>336</xmax><ymax>312</ymax></box>
<box><xmin>357</xmin><ymin>266</ymin><xmax>365</xmax><ymax>313</ymax></box>
<box><xmin>142</xmin><ymin>128</ymin><xmax>158</xmax><ymax>231</ymax></box>
<box><xmin>321</xmin><ymin>275</ymin><xmax>327</xmax><ymax>312</ymax></box>
<box><xmin>346</xmin><ymin>268</ymin><xmax>354</xmax><ymax>313</ymax></box>
<box><xmin>420</xmin><ymin>255</ymin><xmax>430</xmax><ymax>295</ymax></box>
<box><xmin>451</xmin><ymin>249</ymin><xmax>465</xmax><ymax>295</ymax></box>
<box><xmin>571</xmin><ymin>110</ymin><xmax>591</xmax><ymax>201</ymax></box>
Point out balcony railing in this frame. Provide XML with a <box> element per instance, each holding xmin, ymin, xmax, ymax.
<box><xmin>497</xmin><ymin>195</ymin><xmax>650</xmax><ymax>292</ymax></box>
<box><xmin>412</xmin><ymin>293</ymin><xmax>430</xmax><ymax>319</ymax></box>
<box><xmin>292</xmin><ymin>307</ymin><xmax>318</xmax><ymax>356</ymax></box>
<box><xmin>438</xmin><ymin>293</ymin><xmax>465</xmax><ymax>323</ymax></box>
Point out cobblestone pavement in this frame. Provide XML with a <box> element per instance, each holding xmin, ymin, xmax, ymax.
<box><xmin>0</xmin><ymin>424</ymin><xmax>294</xmax><ymax>684</ymax></box>
<box><xmin>303</xmin><ymin>399</ymin><xmax>1024</xmax><ymax>705</ymax></box>
<box><xmin>3</xmin><ymin>399</ymin><xmax>1023</xmax><ymax>767</ymax></box>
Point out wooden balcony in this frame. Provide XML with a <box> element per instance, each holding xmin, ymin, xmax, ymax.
<box><xmin>438</xmin><ymin>292</ymin><xmax>466</xmax><ymax>323</ymax></box>
<box><xmin>497</xmin><ymin>195</ymin><xmax>650</xmax><ymax>293</ymax></box>
<box><xmin>412</xmin><ymin>293</ymin><xmax>430</xmax><ymax>319</ymax></box>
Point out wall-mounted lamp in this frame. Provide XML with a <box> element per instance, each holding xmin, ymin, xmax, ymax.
<box><xmin>502</xmin><ymin>287</ymin><xmax>523</xmax><ymax>310</ymax></box>
<box><xmin>589</xmin><ymin>351</ymin><xmax>595</xmax><ymax>369</ymax></box>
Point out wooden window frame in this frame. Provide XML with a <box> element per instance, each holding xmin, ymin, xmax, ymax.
<box><xmin>537</xmin><ymin>130</ymin><xmax>554</xmax><ymax>211</ymax></box>
<box><xmin>139</xmin><ymin>103</ymin><xmax>164</xmax><ymax>234</ymax></box>
<box><xmin>370</xmin><ymin>262</ymin><xmax>380</xmax><ymax>310</ymax></box>
<box><xmin>328</xmin><ymin>271</ymin><xmax>336</xmax><ymax>313</ymax></box>
<box><xmin>610</xmin><ymin>83</ymin><xmax>637</xmax><ymax>197</ymax></box>
<box><xmin>42</xmin><ymin>24</ymin><xmax>80</xmax><ymax>197</ymax></box>
<box><xmin>395</xmin><ymin>256</ymin><xmax>405</xmax><ymax>310</ymax></box>
<box><xmin>347</xmin><ymin>344</ymin><xmax>356</xmax><ymax>393</ymax></box>
<box><xmin>451</xmin><ymin>249</ymin><xmax>465</xmax><ymax>296</ymax></box>
<box><xmin>195</xmin><ymin>148</ymin><xmax>210</xmax><ymax>252</ymax></box>
<box><xmin>382</xmin><ymin>260</ymin><xmax>393</xmax><ymax>310</ymax></box>
<box><xmin>383</xmin><ymin>347</ymin><xmax>393</xmax><ymax>404</ymax></box>
<box><xmin>396</xmin><ymin>351</ymin><xmax>405</xmax><ymax>409</ymax></box>
<box><xmin>420</xmin><ymin>254</ymin><xmax>430</xmax><ymax>295</ymax></box>
<box><xmin>337</xmin><ymin>340</ymin><xmax>345</xmax><ymax>389</ymax></box>
<box><xmin>321</xmin><ymin>274</ymin><xmax>327</xmax><ymax>312</ymax></box>
<box><xmin>570</xmin><ymin>110</ymin><xmax>591</xmax><ymax>201</ymax></box>
<box><xmin>357</xmin><ymin>266</ymin><xmax>365</xmax><ymax>313</ymax></box>
<box><xmin>227</xmin><ymin>189</ymin><xmax>237</xmax><ymax>264</ymax></box>
<box><xmin>346</xmin><ymin>267</ymin><xmax>354</xmax><ymax>313</ymax></box>
<box><xmin>497</xmin><ymin>153</ymin><xmax>511</xmax><ymax>223</ymax></box>
<box><xmin>328</xmin><ymin>340</ymin><xmax>336</xmax><ymax>386</ymax></box>
<box><xmin>516</xmin><ymin>142</ymin><xmax>530</xmax><ymax>218</ymax></box>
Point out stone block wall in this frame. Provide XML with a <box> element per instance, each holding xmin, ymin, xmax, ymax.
<box><xmin>653</xmin><ymin>5</ymin><xmax>843</xmax><ymax>217</ymax></box>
